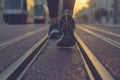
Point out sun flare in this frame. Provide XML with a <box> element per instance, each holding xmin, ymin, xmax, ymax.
<box><xmin>73</xmin><ymin>0</ymin><xmax>90</xmax><ymax>15</ymax></box>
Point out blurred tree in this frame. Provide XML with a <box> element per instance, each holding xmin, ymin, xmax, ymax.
<box><xmin>94</xmin><ymin>8</ymin><xmax>108</xmax><ymax>22</ymax></box>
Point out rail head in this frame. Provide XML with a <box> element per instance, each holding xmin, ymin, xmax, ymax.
<box><xmin>75</xmin><ymin>32</ymin><xmax>115</xmax><ymax>80</ymax></box>
<box><xmin>0</xmin><ymin>34</ymin><xmax>48</xmax><ymax>80</ymax></box>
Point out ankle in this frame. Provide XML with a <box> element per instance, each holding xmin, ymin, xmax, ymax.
<box><xmin>62</xmin><ymin>9</ymin><xmax>72</xmax><ymax>15</ymax></box>
<box><xmin>51</xmin><ymin>18</ymin><xmax>58</xmax><ymax>23</ymax></box>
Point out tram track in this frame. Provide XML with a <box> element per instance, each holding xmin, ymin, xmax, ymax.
<box><xmin>77</xmin><ymin>25</ymin><xmax>120</xmax><ymax>48</ymax></box>
<box><xmin>75</xmin><ymin>33</ymin><xmax>115</xmax><ymax>80</ymax></box>
<box><xmin>0</xmin><ymin>26</ymin><xmax>48</xmax><ymax>50</ymax></box>
<box><xmin>0</xmin><ymin>32</ymin><xmax>116</xmax><ymax>80</ymax></box>
<box><xmin>0</xmin><ymin>35</ymin><xmax>48</xmax><ymax>80</ymax></box>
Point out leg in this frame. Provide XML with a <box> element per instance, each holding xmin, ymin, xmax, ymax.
<box><xmin>47</xmin><ymin>0</ymin><xmax>59</xmax><ymax>39</ymax></box>
<box><xmin>47</xmin><ymin>0</ymin><xmax>59</xmax><ymax>21</ymax></box>
<box><xmin>63</xmin><ymin>0</ymin><xmax>76</xmax><ymax>15</ymax></box>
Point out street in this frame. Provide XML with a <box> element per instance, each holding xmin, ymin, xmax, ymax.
<box><xmin>0</xmin><ymin>0</ymin><xmax>120</xmax><ymax>79</ymax></box>
<box><xmin>76</xmin><ymin>24</ymin><xmax>120</xmax><ymax>80</ymax></box>
<box><xmin>0</xmin><ymin>24</ymin><xmax>49</xmax><ymax>74</ymax></box>
<box><xmin>0</xmin><ymin>23</ymin><xmax>119</xmax><ymax>80</ymax></box>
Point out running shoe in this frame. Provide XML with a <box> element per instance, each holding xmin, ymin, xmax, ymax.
<box><xmin>57</xmin><ymin>10</ymin><xmax>76</xmax><ymax>47</ymax></box>
<box><xmin>48</xmin><ymin>22</ymin><xmax>59</xmax><ymax>39</ymax></box>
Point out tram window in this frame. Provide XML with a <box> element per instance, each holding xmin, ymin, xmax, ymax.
<box><xmin>35</xmin><ymin>5</ymin><xmax>44</xmax><ymax>16</ymax></box>
<box><xmin>4</xmin><ymin>0</ymin><xmax>21</xmax><ymax>9</ymax></box>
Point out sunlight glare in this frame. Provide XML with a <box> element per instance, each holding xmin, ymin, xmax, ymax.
<box><xmin>73</xmin><ymin>0</ymin><xmax>90</xmax><ymax>16</ymax></box>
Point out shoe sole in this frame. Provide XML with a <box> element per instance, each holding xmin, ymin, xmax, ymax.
<box><xmin>57</xmin><ymin>14</ymin><xmax>76</xmax><ymax>47</ymax></box>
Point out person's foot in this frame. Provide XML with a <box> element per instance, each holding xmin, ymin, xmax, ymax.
<box><xmin>57</xmin><ymin>10</ymin><xmax>76</xmax><ymax>47</ymax></box>
<box><xmin>48</xmin><ymin>22</ymin><xmax>59</xmax><ymax>39</ymax></box>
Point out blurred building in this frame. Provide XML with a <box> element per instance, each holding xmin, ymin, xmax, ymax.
<box><xmin>77</xmin><ymin>0</ymin><xmax>114</xmax><ymax>24</ymax></box>
<box><xmin>0</xmin><ymin>0</ymin><xmax>3</xmax><ymax>23</ymax></box>
<box><xmin>92</xmin><ymin>0</ymin><xmax>113</xmax><ymax>23</ymax></box>
<box><xmin>93</xmin><ymin>0</ymin><xmax>113</xmax><ymax>12</ymax></box>
<box><xmin>117</xmin><ymin>0</ymin><xmax>120</xmax><ymax>23</ymax></box>
<box><xmin>0</xmin><ymin>0</ymin><xmax>2</xmax><ymax>14</ymax></box>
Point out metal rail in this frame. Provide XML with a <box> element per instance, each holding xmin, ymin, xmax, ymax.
<box><xmin>0</xmin><ymin>32</ymin><xmax>116</xmax><ymax>80</ymax></box>
<box><xmin>0</xmin><ymin>26</ymin><xmax>48</xmax><ymax>50</ymax></box>
<box><xmin>75</xmin><ymin>32</ymin><xmax>115</xmax><ymax>80</ymax></box>
<box><xmin>0</xmin><ymin>34</ymin><xmax>48</xmax><ymax>80</ymax></box>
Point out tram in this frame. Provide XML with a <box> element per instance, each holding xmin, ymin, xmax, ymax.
<box><xmin>3</xmin><ymin>0</ymin><xmax>34</xmax><ymax>24</ymax></box>
<box><xmin>34</xmin><ymin>4</ymin><xmax>46</xmax><ymax>23</ymax></box>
